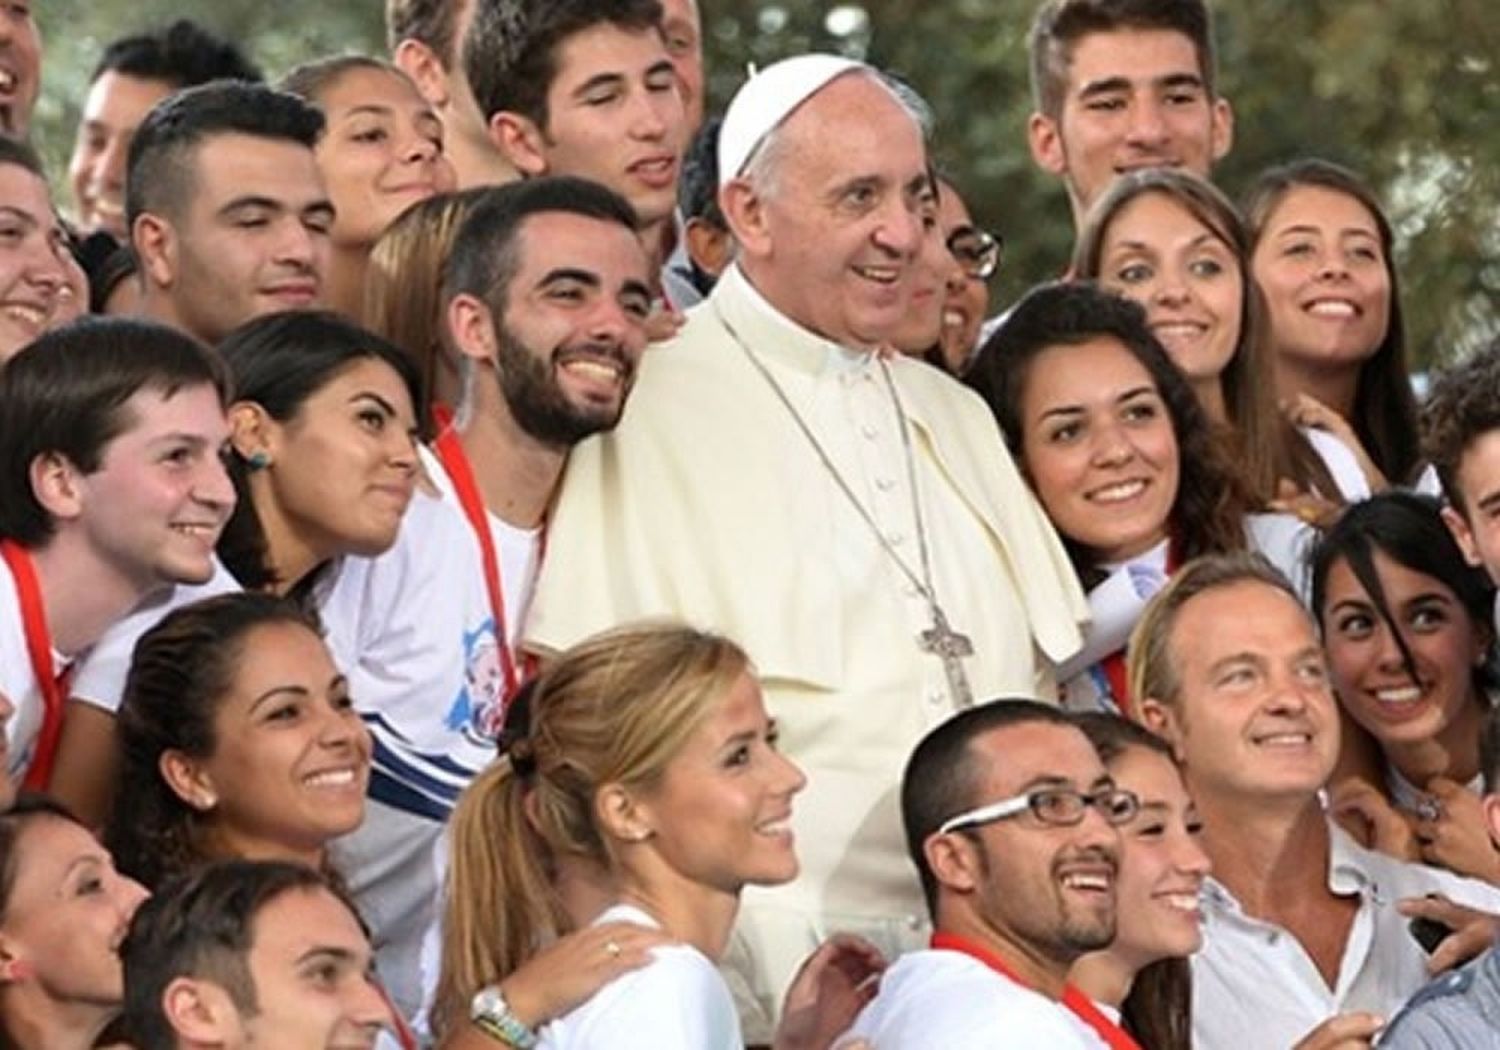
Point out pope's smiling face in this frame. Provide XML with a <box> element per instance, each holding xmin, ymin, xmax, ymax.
<box><xmin>731</xmin><ymin>72</ymin><xmax>934</xmax><ymax>352</ymax></box>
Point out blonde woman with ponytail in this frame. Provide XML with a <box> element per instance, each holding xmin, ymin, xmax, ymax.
<box><xmin>435</xmin><ymin>623</ymin><xmax>880</xmax><ymax>1050</ymax></box>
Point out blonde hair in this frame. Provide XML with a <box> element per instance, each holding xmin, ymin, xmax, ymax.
<box><xmin>433</xmin><ymin>622</ymin><xmax>750</xmax><ymax>1036</ymax></box>
<box><xmin>362</xmin><ymin>187</ymin><xmax>490</xmax><ymax>425</ymax></box>
<box><xmin>1126</xmin><ymin>551</ymin><xmax>1300</xmax><ymax>711</ymax></box>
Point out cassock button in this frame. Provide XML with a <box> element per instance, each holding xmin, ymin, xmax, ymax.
<box><xmin>875</xmin><ymin>477</ymin><xmax>895</xmax><ymax>491</ymax></box>
<box><xmin>885</xmin><ymin>532</ymin><xmax>906</xmax><ymax>546</ymax></box>
<box><xmin>905</xmin><ymin>915</ymin><xmax>923</xmax><ymax>930</ymax></box>
<box><xmin>861</xmin><ymin>424</ymin><xmax>878</xmax><ymax>440</ymax></box>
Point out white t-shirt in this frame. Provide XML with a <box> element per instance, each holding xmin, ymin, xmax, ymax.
<box><xmin>538</xmin><ymin>904</ymin><xmax>741</xmax><ymax>1050</ymax></box>
<box><xmin>322</xmin><ymin>446</ymin><xmax>540</xmax><ymax>1021</ymax></box>
<box><xmin>842</xmin><ymin>948</ymin><xmax>1109</xmax><ymax>1048</ymax></box>
<box><xmin>0</xmin><ymin>556</ymin><xmax>52</xmax><ymax>781</ymax></box>
<box><xmin>71</xmin><ymin>560</ymin><xmax>241</xmax><ymax>712</ymax></box>
<box><xmin>1193</xmin><ymin>822</ymin><xmax>1500</xmax><ymax>1050</ymax></box>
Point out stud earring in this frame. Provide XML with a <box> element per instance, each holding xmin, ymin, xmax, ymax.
<box><xmin>246</xmin><ymin>450</ymin><xmax>271</xmax><ymax>470</ymax></box>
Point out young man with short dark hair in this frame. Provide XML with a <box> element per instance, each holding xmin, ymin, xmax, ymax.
<box><xmin>0</xmin><ymin>317</ymin><xmax>234</xmax><ymax>793</ymax></box>
<box><xmin>846</xmin><ymin>700</ymin><xmax>1129</xmax><ymax>1047</ymax></box>
<box><xmin>1423</xmin><ymin>338</ymin><xmax>1500</xmax><ymax>596</ymax></box>
<box><xmin>1026</xmin><ymin>0</ymin><xmax>1233</xmax><ymax>227</ymax></box>
<box><xmin>69</xmin><ymin>20</ymin><xmax>263</xmax><ymax>239</ymax></box>
<box><xmin>464</xmin><ymin>0</ymin><xmax>686</xmax><ymax>270</ymax></box>
<box><xmin>127</xmin><ymin>81</ymin><xmax>334</xmax><ymax>345</ymax></box>
<box><xmin>121</xmin><ymin>860</ymin><xmax>392</xmax><ymax>1049</ymax></box>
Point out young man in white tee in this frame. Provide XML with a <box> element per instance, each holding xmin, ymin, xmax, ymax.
<box><xmin>322</xmin><ymin>175</ymin><xmax>652</xmax><ymax>1018</ymax></box>
<box><xmin>846</xmin><ymin>700</ymin><xmax>1131</xmax><ymax>1048</ymax></box>
<box><xmin>0</xmin><ymin>317</ymin><xmax>234</xmax><ymax>792</ymax></box>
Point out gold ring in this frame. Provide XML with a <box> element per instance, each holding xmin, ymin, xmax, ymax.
<box><xmin>605</xmin><ymin>940</ymin><xmax>621</xmax><ymax>958</ymax></box>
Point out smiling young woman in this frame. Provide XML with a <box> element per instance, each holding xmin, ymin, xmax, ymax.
<box><xmin>1311</xmin><ymin>492</ymin><xmax>1500</xmax><ymax>883</ymax></box>
<box><xmin>1246</xmin><ymin>159</ymin><xmax>1421</xmax><ymax>489</ymax></box>
<box><xmin>0</xmin><ymin>797</ymin><xmax>149</xmax><ymax>1050</ymax></box>
<box><xmin>215</xmin><ymin>310</ymin><xmax>422</xmax><ymax>604</ymax></box>
<box><xmin>1070</xmin><ymin>714</ymin><xmax>1210</xmax><ymax>1050</ymax></box>
<box><xmin>281</xmin><ymin>55</ymin><xmax>457</xmax><ymax>319</ymax></box>
<box><xmin>104</xmin><ymin>593</ymin><xmax>372</xmax><ymax>892</ymax></box>
<box><xmin>967</xmin><ymin>282</ymin><xmax>1250</xmax><ymax>714</ymax></box>
<box><xmin>1073</xmin><ymin>168</ymin><xmax>1345</xmax><ymax>505</ymax></box>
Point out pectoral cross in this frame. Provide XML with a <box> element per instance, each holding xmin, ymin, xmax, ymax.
<box><xmin>919</xmin><ymin>606</ymin><xmax>975</xmax><ymax>710</ymax></box>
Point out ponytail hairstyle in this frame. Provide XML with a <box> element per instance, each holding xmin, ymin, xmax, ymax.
<box><xmin>432</xmin><ymin>623</ymin><xmax>749</xmax><ymax>1036</ymax></box>
<box><xmin>105</xmin><ymin>593</ymin><xmax>322</xmax><ymax>891</ymax></box>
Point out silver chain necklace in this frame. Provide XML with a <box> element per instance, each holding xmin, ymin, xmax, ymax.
<box><xmin>713</xmin><ymin>302</ymin><xmax>975</xmax><ymax>709</ymax></box>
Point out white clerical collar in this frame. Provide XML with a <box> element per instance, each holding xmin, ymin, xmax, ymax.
<box><xmin>712</xmin><ymin>263</ymin><xmax>880</xmax><ymax>379</ymax></box>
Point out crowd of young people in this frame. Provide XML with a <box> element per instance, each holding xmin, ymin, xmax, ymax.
<box><xmin>0</xmin><ymin>0</ymin><xmax>1496</xmax><ymax>1047</ymax></box>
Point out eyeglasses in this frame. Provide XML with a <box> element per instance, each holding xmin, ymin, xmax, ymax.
<box><xmin>946</xmin><ymin>227</ymin><xmax>1002</xmax><ymax>281</ymax></box>
<box><xmin>937</xmin><ymin>785</ymin><xmax>1140</xmax><ymax>835</ymax></box>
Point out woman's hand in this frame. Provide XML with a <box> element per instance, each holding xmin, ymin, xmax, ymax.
<box><xmin>500</xmin><ymin>921</ymin><xmax>672</xmax><ymax>1028</ymax></box>
<box><xmin>1282</xmin><ymin>392</ymin><xmax>1388</xmax><ymax>493</ymax></box>
<box><xmin>1269</xmin><ymin>477</ymin><xmax>1343</xmax><ymax>530</ymax></box>
<box><xmin>1413</xmin><ymin>777</ymin><xmax>1500</xmax><ymax>884</ymax></box>
<box><xmin>773</xmin><ymin>934</ymin><xmax>886</xmax><ymax>1050</ymax></box>
<box><xmin>1329</xmin><ymin>778</ymin><xmax>1420</xmax><ymax>861</ymax></box>
<box><xmin>1397</xmin><ymin>894</ymin><xmax>1500</xmax><ymax>975</ymax></box>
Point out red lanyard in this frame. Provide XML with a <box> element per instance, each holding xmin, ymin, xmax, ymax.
<box><xmin>374</xmin><ymin>981</ymin><xmax>418</xmax><ymax>1050</ymax></box>
<box><xmin>929</xmin><ymin>932</ymin><xmax>1142</xmax><ymax>1050</ymax></box>
<box><xmin>1</xmin><ymin>540</ymin><xmax>70</xmax><ymax>791</ymax></box>
<box><xmin>429</xmin><ymin>421</ymin><xmax>539</xmax><ymax>702</ymax></box>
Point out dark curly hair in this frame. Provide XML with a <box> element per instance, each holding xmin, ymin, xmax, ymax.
<box><xmin>105</xmin><ymin>593</ymin><xmax>322</xmax><ymax>892</ymax></box>
<box><xmin>966</xmin><ymin>280</ymin><xmax>1250</xmax><ymax>589</ymax></box>
<box><xmin>1421</xmin><ymin>335</ymin><xmax>1500</xmax><ymax>517</ymax></box>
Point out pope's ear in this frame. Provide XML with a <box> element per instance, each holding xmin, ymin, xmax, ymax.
<box><xmin>1137</xmin><ymin>697</ymin><xmax>1185</xmax><ymax>761</ymax></box>
<box><xmin>718</xmin><ymin>178</ymin><xmax>770</xmax><ymax>260</ymax></box>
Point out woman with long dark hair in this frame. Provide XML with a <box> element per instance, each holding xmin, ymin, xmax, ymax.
<box><xmin>1246</xmin><ymin>159</ymin><xmax>1421</xmax><ymax>489</ymax></box>
<box><xmin>967</xmin><ymin>281</ymin><xmax>1256</xmax><ymax>714</ymax></box>
<box><xmin>1311</xmin><ymin>492</ymin><xmax>1498</xmax><ymax>882</ymax></box>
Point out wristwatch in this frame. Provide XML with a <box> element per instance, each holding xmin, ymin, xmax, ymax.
<box><xmin>470</xmin><ymin>984</ymin><xmax>539</xmax><ymax>1049</ymax></box>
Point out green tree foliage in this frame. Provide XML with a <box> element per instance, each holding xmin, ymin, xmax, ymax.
<box><xmin>34</xmin><ymin>0</ymin><xmax>1497</xmax><ymax>366</ymax></box>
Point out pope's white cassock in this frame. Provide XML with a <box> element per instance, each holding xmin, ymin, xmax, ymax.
<box><xmin>525</xmin><ymin>263</ymin><xmax>1087</xmax><ymax>1038</ymax></box>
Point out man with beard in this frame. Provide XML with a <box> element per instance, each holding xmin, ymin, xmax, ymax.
<box><xmin>845</xmin><ymin>701</ymin><xmax>1125</xmax><ymax>1047</ymax></box>
<box><xmin>318</xmin><ymin>176</ymin><xmax>651</xmax><ymax>1019</ymax></box>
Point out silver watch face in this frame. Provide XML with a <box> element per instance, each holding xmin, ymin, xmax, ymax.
<box><xmin>471</xmin><ymin>984</ymin><xmax>509</xmax><ymax>1020</ymax></box>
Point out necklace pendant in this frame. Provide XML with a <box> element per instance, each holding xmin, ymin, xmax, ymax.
<box><xmin>919</xmin><ymin>608</ymin><xmax>976</xmax><ymax>709</ymax></box>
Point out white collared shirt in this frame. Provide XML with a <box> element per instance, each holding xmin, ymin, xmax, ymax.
<box><xmin>1192</xmin><ymin>822</ymin><xmax>1500</xmax><ymax>1049</ymax></box>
